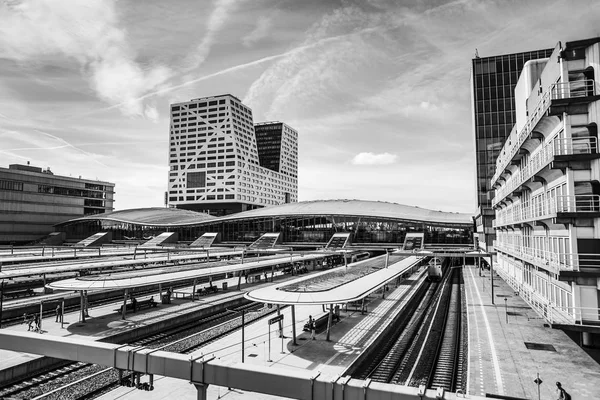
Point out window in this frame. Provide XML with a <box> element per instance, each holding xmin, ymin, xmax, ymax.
<box><xmin>0</xmin><ymin>180</ymin><xmax>24</xmax><ymax>191</ymax></box>
<box><xmin>187</xmin><ymin>172</ymin><xmax>206</xmax><ymax>188</ymax></box>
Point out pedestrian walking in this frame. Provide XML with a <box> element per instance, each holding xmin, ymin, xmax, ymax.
<box><xmin>23</xmin><ymin>313</ymin><xmax>33</xmax><ymax>331</ymax></box>
<box><xmin>309</xmin><ymin>315</ymin><xmax>316</xmax><ymax>340</ymax></box>
<box><xmin>33</xmin><ymin>314</ymin><xmax>40</xmax><ymax>332</ymax></box>
<box><xmin>555</xmin><ymin>382</ymin><xmax>571</xmax><ymax>400</ymax></box>
<box><xmin>55</xmin><ymin>304</ymin><xmax>62</xmax><ymax>322</ymax></box>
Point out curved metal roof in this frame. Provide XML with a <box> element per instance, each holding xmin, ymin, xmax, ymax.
<box><xmin>57</xmin><ymin>207</ymin><xmax>216</xmax><ymax>227</ymax></box>
<box><xmin>245</xmin><ymin>255</ymin><xmax>419</xmax><ymax>305</ymax></box>
<box><xmin>212</xmin><ymin>200</ymin><xmax>472</xmax><ymax>225</ymax></box>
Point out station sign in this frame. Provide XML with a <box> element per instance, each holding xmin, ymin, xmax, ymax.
<box><xmin>268</xmin><ymin>315</ymin><xmax>284</xmax><ymax>325</ymax></box>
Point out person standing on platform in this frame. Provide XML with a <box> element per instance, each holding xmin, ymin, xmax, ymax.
<box><xmin>131</xmin><ymin>296</ymin><xmax>137</xmax><ymax>313</ymax></box>
<box><xmin>55</xmin><ymin>304</ymin><xmax>62</xmax><ymax>322</ymax></box>
<box><xmin>33</xmin><ymin>314</ymin><xmax>40</xmax><ymax>332</ymax></box>
<box><xmin>308</xmin><ymin>315</ymin><xmax>316</xmax><ymax>340</ymax></box>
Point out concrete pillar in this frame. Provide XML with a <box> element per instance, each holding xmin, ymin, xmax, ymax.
<box><xmin>122</xmin><ymin>289</ymin><xmax>128</xmax><ymax>320</ymax></box>
<box><xmin>291</xmin><ymin>305</ymin><xmax>297</xmax><ymax>346</ymax></box>
<box><xmin>192</xmin><ymin>279</ymin><xmax>197</xmax><ymax>301</ymax></box>
<box><xmin>84</xmin><ymin>290</ymin><xmax>89</xmax><ymax>317</ymax></box>
<box><xmin>326</xmin><ymin>304</ymin><xmax>333</xmax><ymax>341</ymax></box>
<box><xmin>271</xmin><ymin>265</ymin><xmax>275</xmax><ymax>282</ymax></box>
<box><xmin>80</xmin><ymin>291</ymin><xmax>86</xmax><ymax>323</ymax></box>
<box><xmin>237</xmin><ymin>273</ymin><xmax>242</xmax><ymax>290</ymax></box>
<box><xmin>159</xmin><ymin>283</ymin><xmax>162</xmax><ymax>301</ymax></box>
<box><xmin>194</xmin><ymin>383</ymin><xmax>208</xmax><ymax>400</ymax></box>
<box><xmin>277</xmin><ymin>305</ymin><xmax>282</xmax><ymax>337</ymax></box>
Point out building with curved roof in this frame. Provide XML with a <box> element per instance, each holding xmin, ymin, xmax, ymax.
<box><xmin>56</xmin><ymin>200</ymin><xmax>473</xmax><ymax>247</ymax></box>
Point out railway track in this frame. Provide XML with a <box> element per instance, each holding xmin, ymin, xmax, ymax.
<box><xmin>0</xmin><ymin>302</ymin><xmax>276</xmax><ymax>400</ymax></box>
<box><xmin>350</xmin><ymin>265</ymin><xmax>466</xmax><ymax>393</ymax></box>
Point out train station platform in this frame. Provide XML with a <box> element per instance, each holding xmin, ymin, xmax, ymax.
<box><xmin>97</xmin><ymin>268</ymin><xmax>429</xmax><ymax>400</ymax></box>
<box><xmin>0</xmin><ymin>270</ymin><xmax>290</xmax><ymax>383</ymax></box>
<box><xmin>463</xmin><ymin>264</ymin><xmax>600</xmax><ymax>399</ymax></box>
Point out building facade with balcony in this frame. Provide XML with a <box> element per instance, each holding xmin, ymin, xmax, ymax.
<box><xmin>167</xmin><ymin>94</ymin><xmax>298</xmax><ymax>216</ymax></box>
<box><xmin>491</xmin><ymin>38</ymin><xmax>600</xmax><ymax>345</ymax></box>
<box><xmin>0</xmin><ymin>163</ymin><xmax>115</xmax><ymax>244</ymax></box>
<box><xmin>471</xmin><ymin>48</ymin><xmax>554</xmax><ymax>252</ymax></box>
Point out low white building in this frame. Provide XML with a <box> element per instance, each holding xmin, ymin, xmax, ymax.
<box><xmin>491</xmin><ymin>37</ymin><xmax>600</xmax><ymax>345</ymax></box>
<box><xmin>167</xmin><ymin>94</ymin><xmax>298</xmax><ymax>216</ymax></box>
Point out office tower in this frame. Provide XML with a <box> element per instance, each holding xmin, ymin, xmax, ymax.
<box><xmin>471</xmin><ymin>48</ymin><xmax>553</xmax><ymax>250</ymax></box>
<box><xmin>492</xmin><ymin>37</ymin><xmax>600</xmax><ymax>338</ymax></box>
<box><xmin>0</xmin><ymin>163</ymin><xmax>115</xmax><ymax>244</ymax></box>
<box><xmin>167</xmin><ymin>94</ymin><xmax>298</xmax><ymax>216</ymax></box>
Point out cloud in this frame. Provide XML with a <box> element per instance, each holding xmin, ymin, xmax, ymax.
<box><xmin>351</xmin><ymin>152</ymin><xmax>398</xmax><ymax>165</ymax></box>
<box><xmin>185</xmin><ymin>0</ymin><xmax>240</xmax><ymax>68</ymax></box>
<box><xmin>243</xmin><ymin>15</ymin><xmax>272</xmax><ymax>47</ymax></box>
<box><xmin>143</xmin><ymin>104</ymin><xmax>160</xmax><ymax>123</ymax></box>
<box><xmin>0</xmin><ymin>0</ymin><xmax>172</xmax><ymax>118</ymax></box>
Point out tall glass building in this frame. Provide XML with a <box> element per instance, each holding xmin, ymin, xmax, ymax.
<box><xmin>471</xmin><ymin>48</ymin><xmax>553</xmax><ymax>250</ymax></box>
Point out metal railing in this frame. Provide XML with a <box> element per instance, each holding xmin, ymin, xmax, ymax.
<box><xmin>551</xmin><ymin>79</ymin><xmax>596</xmax><ymax>99</ymax></box>
<box><xmin>494</xmin><ymin>194</ymin><xmax>600</xmax><ymax>227</ymax></box>
<box><xmin>492</xmin><ymin>135</ymin><xmax>598</xmax><ymax>205</ymax></box>
<box><xmin>494</xmin><ymin>240</ymin><xmax>600</xmax><ymax>272</ymax></box>
<box><xmin>495</xmin><ymin>262</ymin><xmax>600</xmax><ymax>327</ymax></box>
<box><xmin>491</xmin><ymin>79</ymin><xmax>598</xmax><ymax>187</ymax></box>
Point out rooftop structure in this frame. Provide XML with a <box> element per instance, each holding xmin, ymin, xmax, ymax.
<box><xmin>0</xmin><ymin>163</ymin><xmax>114</xmax><ymax>244</ymax></box>
<box><xmin>167</xmin><ymin>94</ymin><xmax>298</xmax><ymax>216</ymax></box>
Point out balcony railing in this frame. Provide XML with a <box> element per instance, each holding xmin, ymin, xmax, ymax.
<box><xmin>495</xmin><ymin>263</ymin><xmax>600</xmax><ymax>327</ymax></box>
<box><xmin>491</xmin><ymin>79</ymin><xmax>598</xmax><ymax>187</ymax></box>
<box><xmin>494</xmin><ymin>194</ymin><xmax>600</xmax><ymax>227</ymax></box>
<box><xmin>494</xmin><ymin>240</ymin><xmax>600</xmax><ymax>272</ymax></box>
<box><xmin>492</xmin><ymin>135</ymin><xmax>597</xmax><ymax>205</ymax></box>
<box><xmin>551</xmin><ymin>79</ymin><xmax>596</xmax><ymax>99</ymax></box>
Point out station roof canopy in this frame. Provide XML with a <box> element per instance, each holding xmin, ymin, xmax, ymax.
<box><xmin>56</xmin><ymin>200</ymin><xmax>473</xmax><ymax>228</ymax></box>
<box><xmin>213</xmin><ymin>200</ymin><xmax>473</xmax><ymax>225</ymax></box>
<box><xmin>57</xmin><ymin>207</ymin><xmax>216</xmax><ymax>227</ymax></box>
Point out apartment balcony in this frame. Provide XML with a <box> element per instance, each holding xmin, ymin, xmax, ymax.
<box><xmin>494</xmin><ymin>194</ymin><xmax>600</xmax><ymax>228</ymax></box>
<box><xmin>491</xmin><ymin>79</ymin><xmax>599</xmax><ymax>187</ymax></box>
<box><xmin>494</xmin><ymin>240</ymin><xmax>600</xmax><ymax>277</ymax></box>
<box><xmin>492</xmin><ymin>135</ymin><xmax>599</xmax><ymax>206</ymax></box>
<box><xmin>495</xmin><ymin>262</ymin><xmax>600</xmax><ymax>329</ymax></box>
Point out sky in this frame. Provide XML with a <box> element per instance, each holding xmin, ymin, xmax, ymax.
<box><xmin>1</xmin><ymin>0</ymin><xmax>599</xmax><ymax>214</ymax></box>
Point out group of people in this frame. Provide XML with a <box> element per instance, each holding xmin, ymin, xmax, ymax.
<box><xmin>23</xmin><ymin>313</ymin><xmax>40</xmax><ymax>332</ymax></box>
<box><xmin>23</xmin><ymin>303</ymin><xmax>63</xmax><ymax>332</ymax></box>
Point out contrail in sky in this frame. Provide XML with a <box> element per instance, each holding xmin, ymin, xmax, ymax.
<box><xmin>76</xmin><ymin>26</ymin><xmax>382</xmax><ymax>118</ymax></box>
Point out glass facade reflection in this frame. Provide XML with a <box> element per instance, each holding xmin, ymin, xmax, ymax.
<box><xmin>471</xmin><ymin>49</ymin><xmax>553</xmax><ymax>247</ymax></box>
<box><xmin>57</xmin><ymin>215</ymin><xmax>473</xmax><ymax>246</ymax></box>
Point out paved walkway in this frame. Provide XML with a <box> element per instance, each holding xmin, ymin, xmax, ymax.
<box><xmin>464</xmin><ymin>264</ymin><xmax>600</xmax><ymax>399</ymax></box>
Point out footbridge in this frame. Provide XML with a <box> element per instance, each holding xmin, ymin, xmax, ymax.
<box><xmin>0</xmin><ymin>330</ymin><xmax>483</xmax><ymax>400</ymax></box>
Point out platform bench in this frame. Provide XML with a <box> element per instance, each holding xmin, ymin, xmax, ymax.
<box><xmin>114</xmin><ymin>299</ymin><xmax>157</xmax><ymax>313</ymax></box>
<box><xmin>196</xmin><ymin>286</ymin><xmax>218</xmax><ymax>297</ymax></box>
<box><xmin>303</xmin><ymin>313</ymin><xmax>338</xmax><ymax>333</ymax></box>
<box><xmin>3</xmin><ymin>288</ymin><xmax>35</xmax><ymax>299</ymax></box>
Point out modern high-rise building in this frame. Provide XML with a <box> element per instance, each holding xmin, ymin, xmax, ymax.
<box><xmin>491</xmin><ymin>37</ymin><xmax>600</xmax><ymax>343</ymax></box>
<box><xmin>471</xmin><ymin>48</ymin><xmax>553</xmax><ymax>251</ymax></box>
<box><xmin>0</xmin><ymin>163</ymin><xmax>115</xmax><ymax>244</ymax></box>
<box><xmin>167</xmin><ymin>94</ymin><xmax>298</xmax><ymax>216</ymax></box>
